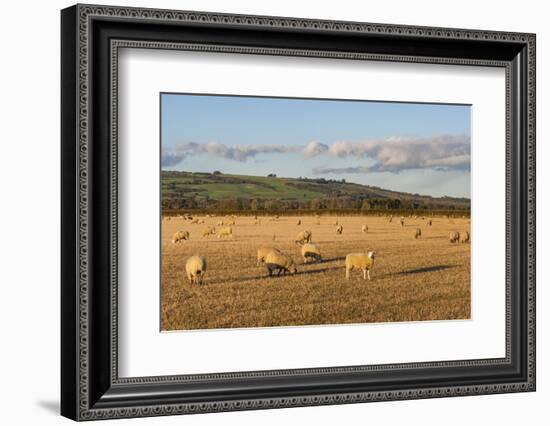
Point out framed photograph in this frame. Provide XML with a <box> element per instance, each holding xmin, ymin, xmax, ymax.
<box><xmin>61</xmin><ymin>4</ymin><xmax>536</xmax><ymax>421</ymax></box>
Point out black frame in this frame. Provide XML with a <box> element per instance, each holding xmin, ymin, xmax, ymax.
<box><xmin>61</xmin><ymin>4</ymin><xmax>536</xmax><ymax>421</ymax></box>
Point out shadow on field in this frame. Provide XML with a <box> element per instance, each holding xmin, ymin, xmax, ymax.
<box><xmin>316</xmin><ymin>256</ymin><xmax>345</xmax><ymax>264</ymax></box>
<box><xmin>395</xmin><ymin>264</ymin><xmax>457</xmax><ymax>275</ymax></box>
<box><xmin>205</xmin><ymin>265</ymin><xmax>343</xmax><ymax>285</ymax></box>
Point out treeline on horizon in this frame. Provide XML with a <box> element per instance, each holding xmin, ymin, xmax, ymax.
<box><xmin>161</xmin><ymin>196</ymin><xmax>470</xmax><ymax>212</ymax></box>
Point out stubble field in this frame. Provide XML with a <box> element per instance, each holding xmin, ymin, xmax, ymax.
<box><xmin>161</xmin><ymin>214</ymin><xmax>470</xmax><ymax>331</ymax></box>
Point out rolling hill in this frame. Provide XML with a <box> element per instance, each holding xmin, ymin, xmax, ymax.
<box><xmin>161</xmin><ymin>171</ymin><xmax>470</xmax><ymax>213</ymax></box>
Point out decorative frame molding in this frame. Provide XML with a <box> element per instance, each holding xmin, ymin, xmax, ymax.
<box><xmin>61</xmin><ymin>4</ymin><xmax>535</xmax><ymax>421</ymax></box>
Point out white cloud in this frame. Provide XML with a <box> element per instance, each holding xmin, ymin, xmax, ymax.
<box><xmin>162</xmin><ymin>134</ymin><xmax>470</xmax><ymax>173</ymax></box>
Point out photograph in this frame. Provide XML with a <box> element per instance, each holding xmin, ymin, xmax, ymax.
<box><xmin>160</xmin><ymin>93</ymin><xmax>472</xmax><ymax>331</ymax></box>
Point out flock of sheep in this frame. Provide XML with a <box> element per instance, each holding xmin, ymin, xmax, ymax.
<box><xmin>169</xmin><ymin>213</ymin><xmax>469</xmax><ymax>286</ymax></box>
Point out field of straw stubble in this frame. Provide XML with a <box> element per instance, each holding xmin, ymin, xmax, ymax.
<box><xmin>161</xmin><ymin>215</ymin><xmax>470</xmax><ymax>331</ymax></box>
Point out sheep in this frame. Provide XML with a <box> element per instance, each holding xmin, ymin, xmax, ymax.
<box><xmin>185</xmin><ymin>255</ymin><xmax>207</xmax><ymax>284</ymax></box>
<box><xmin>389</xmin><ymin>215</ymin><xmax>393</xmax><ymax>223</ymax></box>
<box><xmin>202</xmin><ymin>227</ymin><xmax>216</xmax><ymax>238</ymax></box>
<box><xmin>296</xmin><ymin>219</ymin><xmax>301</xmax><ymax>226</ymax></box>
<box><xmin>265</xmin><ymin>250</ymin><xmax>297</xmax><ymax>276</ymax></box>
<box><xmin>171</xmin><ymin>231</ymin><xmax>189</xmax><ymax>244</ymax></box>
<box><xmin>257</xmin><ymin>247</ymin><xmax>281</xmax><ymax>265</ymax></box>
<box><xmin>295</xmin><ymin>230</ymin><xmax>312</xmax><ymax>245</ymax></box>
<box><xmin>336</xmin><ymin>224</ymin><xmax>343</xmax><ymax>234</ymax></box>
<box><xmin>345</xmin><ymin>252</ymin><xmax>376</xmax><ymax>280</ymax></box>
<box><xmin>217</xmin><ymin>221</ymin><xmax>225</xmax><ymax>226</ymax></box>
<box><xmin>362</xmin><ymin>224</ymin><xmax>368</xmax><ymax>233</ymax></box>
<box><xmin>217</xmin><ymin>226</ymin><xmax>233</xmax><ymax>239</ymax></box>
<box><xmin>334</xmin><ymin>219</ymin><xmax>339</xmax><ymax>226</ymax></box>
<box><xmin>400</xmin><ymin>217</ymin><xmax>405</xmax><ymax>227</ymax></box>
<box><xmin>301</xmin><ymin>243</ymin><xmax>322</xmax><ymax>263</ymax></box>
<box><xmin>449</xmin><ymin>231</ymin><xmax>460</xmax><ymax>243</ymax></box>
<box><xmin>428</xmin><ymin>219</ymin><xmax>433</xmax><ymax>226</ymax></box>
<box><xmin>254</xmin><ymin>219</ymin><xmax>261</xmax><ymax>225</ymax></box>
<box><xmin>460</xmin><ymin>231</ymin><xmax>470</xmax><ymax>243</ymax></box>
<box><xmin>414</xmin><ymin>228</ymin><xmax>421</xmax><ymax>239</ymax></box>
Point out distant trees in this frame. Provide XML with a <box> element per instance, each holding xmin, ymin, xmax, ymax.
<box><xmin>267</xmin><ymin>173</ymin><xmax>277</xmax><ymax>177</ymax></box>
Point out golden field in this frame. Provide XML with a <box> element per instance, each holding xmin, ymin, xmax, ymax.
<box><xmin>161</xmin><ymin>214</ymin><xmax>470</xmax><ymax>331</ymax></box>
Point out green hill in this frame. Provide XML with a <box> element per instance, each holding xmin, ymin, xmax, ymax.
<box><xmin>161</xmin><ymin>170</ymin><xmax>470</xmax><ymax>213</ymax></box>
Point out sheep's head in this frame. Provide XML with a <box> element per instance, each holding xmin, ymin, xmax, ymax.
<box><xmin>368</xmin><ymin>251</ymin><xmax>376</xmax><ymax>261</ymax></box>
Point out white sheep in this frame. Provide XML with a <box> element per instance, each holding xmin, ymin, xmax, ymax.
<box><xmin>296</xmin><ymin>219</ymin><xmax>301</xmax><ymax>226</ymax></box>
<box><xmin>301</xmin><ymin>243</ymin><xmax>322</xmax><ymax>263</ymax></box>
<box><xmin>389</xmin><ymin>215</ymin><xmax>393</xmax><ymax>223</ymax></box>
<box><xmin>362</xmin><ymin>224</ymin><xmax>368</xmax><ymax>233</ymax></box>
<box><xmin>400</xmin><ymin>217</ymin><xmax>405</xmax><ymax>227</ymax></box>
<box><xmin>450</xmin><ymin>231</ymin><xmax>460</xmax><ymax>243</ymax></box>
<box><xmin>460</xmin><ymin>231</ymin><xmax>470</xmax><ymax>243</ymax></box>
<box><xmin>336</xmin><ymin>224</ymin><xmax>343</xmax><ymax>234</ymax></box>
<box><xmin>414</xmin><ymin>228</ymin><xmax>421</xmax><ymax>239</ymax></box>
<box><xmin>217</xmin><ymin>226</ymin><xmax>233</xmax><ymax>238</ymax></box>
<box><xmin>202</xmin><ymin>227</ymin><xmax>216</xmax><ymax>238</ymax></box>
<box><xmin>428</xmin><ymin>219</ymin><xmax>433</xmax><ymax>226</ymax></box>
<box><xmin>345</xmin><ymin>252</ymin><xmax>376</xmax><ymax>280</ymax></box>
<box><xmin>171</xmin><ymin>231</ymin><xmax>189</xmax><ymax>244</ymax></box>
<box><xmin>295</xmin><ymin>230</ymin><xmax>312</xmax><ymax>245</ymax></box>
<box><xmin>185</xmin><ymin>255</ymin><xmax>207</xmax><ymax>284</ymax></box>
<box><xmin>257</xmin><ymin>247</ymin><xmax>280</xmax><ymax>265</ymax></box>
<box><xmin>265</xmin><ymin>250</ymin><xmax>297</xmax><ymax>276</ymax></box>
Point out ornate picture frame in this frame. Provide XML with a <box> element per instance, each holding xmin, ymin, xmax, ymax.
<box><xmin>61</xmin><ymin>4</ymin><xmax>535</xmax><ymax>421</ymax></box>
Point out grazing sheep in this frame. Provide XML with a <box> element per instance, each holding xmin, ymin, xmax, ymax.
<box><xmin>217</xmin><ymin>221</ymin><xmax>225</xmax><ymax>226</ymax></box>
<box><xmin>217</xmin><ymin>226</ymin><xmax>233</xmax><ymax>239</ymax></box>
<box><xmin>460</xmin><ymin>231</ymin><xmax>470</xmax><ymax>243</ymax></box>
<box><xmin>428</xmin><ymin>220</ymin><xmax>433</xmax><ymax>226</ymax></box>
<box><xmin>295</xmin><ymin>230</ymin><xmax>312</xmax><ymax>245</ymax></box>
<box><xmin>202</xmin><ymin>227</ymin><xmax>216</xmax><ymax>238</ymax></box>
<box><xmin>345</xmin><ymin>252</ymin><xmax>376</xmax><ymax>280</ymax></box>
<box><xmin>389</xmin><ymin>215</ymin><xmax>393</xmax><ymax>223</ymax></box>
<box><xmin>171</xmin><ymin>231</ymin><xmax>189</xmax><ymax>244</ymax></box>
<box><xmin>301</xmin><ymin>243</ymin><xmax>322</xmax><ymax>263</ymax></box>
<box><xmin>449</xmin><ymin>231</ymin><xmax>460</xmax><ymax>243</ymax></box>
<box><xmin>336</xmin><ymin>224</ymin><xmax>343</xmax><ymax>234</ymax></box>
<box><xmin>400</xmin><ymin>217</ymin><xmax>405</xmax><ymax>227</ymax></box>
<box><xmin>414</xmin><ymin>228</ymin><xmax>421</xmax><ymax>239</ymax></box>
<box><xmin>257</xmin><ymin>247</ymin><xmax>280</xmax><ymax>265</ymax></box>
<box><xmin>265</xmin><ymin>250</ymin><xmax>297</xmax><ymax>276</ymax></box>
<box><xmin>296</xmin><ymin>219</ymin><xmax>301</xmax><ymax>226</ymax></box>
<box><xmin>189</xmin><ymin>218</ymin><xmax>199</xmax><ymax>224</ymax></box>
<box><xmin>362</xmin><ymin>224</ymin><xmax>368</xmax><ymax>233</ymax></box>
<box><xmin>185</xmin><ymin>255</ymin><xmax>207</xmax><ymax>284</ymax></box>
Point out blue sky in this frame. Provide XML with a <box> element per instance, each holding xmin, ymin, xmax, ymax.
<box><xmin>161</xmin><ymin>93</ymin><xmax>471</xmax><ymax>198</ymax></box>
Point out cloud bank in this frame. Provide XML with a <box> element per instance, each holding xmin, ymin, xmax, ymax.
<box><xmin>162</xmin><ymin>134</ymin><xmax>470</xmax><ymax>174</ymax></box>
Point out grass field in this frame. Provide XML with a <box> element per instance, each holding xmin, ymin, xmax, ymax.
<box><xmin>161</xmin><ymin>214</ymin><xmax>470</xmax><ymax>331</ymax></box>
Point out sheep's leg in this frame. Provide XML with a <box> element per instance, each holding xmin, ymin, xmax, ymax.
<box><xmin>367</xmin><ymin>270</ymin><xmax>371</xmax><ymax>281</ymax></box>
<box><xmin>345</xmin><ymin>268</ymin><xmax>350</xmax><ymax>280</ymax></box>
<box><xmin>363</xmin><ymin>269</ymin><xmax>367</xmax><ymax>280</ymax></box>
